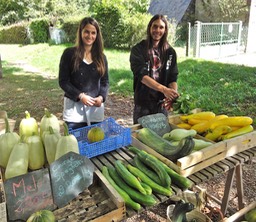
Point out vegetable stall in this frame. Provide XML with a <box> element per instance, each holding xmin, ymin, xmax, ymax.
<box><xmin>0</xmin><ymin>108</ymin><xmax>256</xmax><ymax>222</ymax></box>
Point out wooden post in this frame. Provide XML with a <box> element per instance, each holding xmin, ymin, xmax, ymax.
<box><xmin>0</xmin><ymin>54</ymin><xmax>2</xmax><ymax>79</ymax></box>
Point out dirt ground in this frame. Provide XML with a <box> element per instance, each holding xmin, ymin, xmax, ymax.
<box><xmin>104</xmin><ymin>94</ymin><xmax>256</xmax><ymax>222</ymax></box>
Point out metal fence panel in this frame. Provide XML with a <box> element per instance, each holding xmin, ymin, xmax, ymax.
<box><xmin>187</xmin><ymin>21</ymin><xmax>247</xmax><ymax>59</ymax></box>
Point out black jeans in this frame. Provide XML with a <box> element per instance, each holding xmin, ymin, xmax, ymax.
<box><xmin>133</xmin><ymin>103</ymin><xmax>168</xmax><ymax>124</ymax></box>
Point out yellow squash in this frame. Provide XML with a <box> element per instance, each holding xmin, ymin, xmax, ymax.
<box><xmin>180</xmin><ymin>111</ymin><xmax>216</xmax><ymax>122</ymax></box>
<box><xmin>209</xmin><ymin>116</ymin><xmax>253</xmax><ymax>131</ymax></box>
<box><xmin>191</xmin><ymin>114</ymin><xmax>228</xmax><ymax>134</ymax></box>
<box><xmin>205</xmin><ymin>125</ymin><xmax>232</xmax><ymax>141</ymax></box>
<box><xmin>221</xmin><ymin>125</ymin><xmax>254</xmax><ymax>140</ymax></box>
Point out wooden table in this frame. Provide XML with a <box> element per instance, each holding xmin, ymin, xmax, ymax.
<box><xmin>188</xmin><ymin>146</ymin><xmax>256</xmax><ymax>216</ymax></box>
<box><xmin>91</xmin><ymin>144</ymin><xmax>256</xmax><ymax>220</ymax></box>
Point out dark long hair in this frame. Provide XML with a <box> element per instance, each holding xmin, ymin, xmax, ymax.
<box><xmin>73</xmin><ymin>17</ymin><xmax>105</xmax><ymax>76</ymax></box>
<box><xmin>146</xmin><ymin>14</ymin><xmax>169</xmax><ymax>62</ymax></box>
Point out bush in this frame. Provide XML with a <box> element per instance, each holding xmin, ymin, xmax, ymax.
<box><xmin>93</xmin><ymin>4</ymin><xmax>125</xmax><ymax>48</ymax></box>
<box><xmin>0</xmin><ymin>23</ymin><xmax>29</xmax><ymax>44</ymax></box>
<box><xmin>123</xmin><ymin>13</ymin><xmax>151</xmax><ymax>49</ymax></box>
<box><xmin>29</xmin><ymin>19</ymin><xmax>49</xmax><ymax>43</ymax></box>
<box><xmin>61</xmin><ymin>19</ymin><xmax>80</xmax><ymax>44</ymax></box>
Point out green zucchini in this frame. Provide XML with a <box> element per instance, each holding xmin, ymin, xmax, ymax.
<box><xmin>137</xmin><ymin>128</ymin><xmax>195</xmax><ymax>161</ymax></box>
<box><xmin>129</xmin><ymin>146</ymin><xmax>193</xmax><ymax>189</ymax></box>
<box><xmin>108</xmin><ymin>166</ymin><xmax>156</xmax><ymax>206</ymax></box>
<box><xmin>174</xmin><ymin>136</ymin><xmax>195</xmax><ymax>160</ymax></box>
<box><xmin>133</xmin><ymin>155</ymin><xmax>162</xmax><ymax>185</ymax></box>
<box><xmin>127</xmin><ymin>164</ymin><xmax>173</xmax><ymax>197</ymax></box>
<box><xmin>171</xmin><ymin>200</ymin><xmax>194</xmax><ymax>222</ymax></box>
<box><xmin>134</xmin><ymin>151</ymin><xmax>171</xmax><ymax>187</ymax></box>
<box><xmin>102</xmin><ymin>166</ymin><xmax>141</xmax><ymax>211</ymax></box>
<box><xmin>115</xmin><ymin>159</ymin><xmax>146</xmax><ymax>195</ymax></box>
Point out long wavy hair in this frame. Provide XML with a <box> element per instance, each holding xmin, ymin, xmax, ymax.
<box><xmin>73</xmin><ymin>17</ymin><xmax>105</xmax><ymax>76</ymax></box>
<box><xmin>146</xmin><ymin>14</ymin><xmax>169</xmax><ymax>63</ymax></box>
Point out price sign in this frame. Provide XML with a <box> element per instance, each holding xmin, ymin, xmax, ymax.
<box><xmin>50</xmin><ymin>152</ymin><xmax>95</xmax><ymax>208</ymax></box>
<box><xmin>138</xmin><ymin>113</ymin><xmax>171</xmax><ymax>136</ymax></box>
<box><xmin>4</xmin><ymin>168</ymin><xmax>55</xmax><ymax>221</ymax></box>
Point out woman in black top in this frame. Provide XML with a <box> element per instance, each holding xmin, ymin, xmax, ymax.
<box><xmin>130</xmin><ymin>14</ymin><xmax>179</xmax><ymax>124</ymax></box>
<box><xmin>59</xmin><ymin>17</ymin><xmax>109</xmax><ymax>129</ymax></box>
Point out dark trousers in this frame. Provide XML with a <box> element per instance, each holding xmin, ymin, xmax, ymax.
<box><xmin>133</xmin><ymin>104</ymin><xmax>167</xmax><ymax>124</ymax></box>
<box><xmin>66</xmin><ymin>121</ymin><xmax>99</xmax><ymax>130</ymax></box>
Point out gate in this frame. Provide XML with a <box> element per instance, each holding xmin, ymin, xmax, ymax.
<box><xmin>187</xmin><ymin>21</ymin><xmax>244</xmax><ymax>59</ymax></box>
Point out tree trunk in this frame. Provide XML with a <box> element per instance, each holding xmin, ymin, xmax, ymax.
<box><xmin>0</xmin><ymin>54</ymin><xmax>2</xmax><ymax>79</ymax></box>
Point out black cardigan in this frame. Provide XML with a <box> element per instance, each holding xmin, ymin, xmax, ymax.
<box><xmin>59</xmin><ymin>47</ymin><xmax>109</xmax><ymax>102</ymax></box>
<box><xmin>130</xmin><ymin>40</ymin><xmax>178</xmax><ymax>106</ymax></box>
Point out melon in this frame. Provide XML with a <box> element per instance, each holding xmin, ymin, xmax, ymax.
<box><xmin>26</xmin><ymin>209</ymin><xmax>55</xmax><ymax>222</ymax></box>
<box><xmin>87</xmin><ymin>127</ymin><xmax>105</xmax><ymax>143</ymax></box>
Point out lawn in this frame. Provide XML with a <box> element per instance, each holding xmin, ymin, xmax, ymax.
<box><xmin>0</xmin><ymin>44</ymin><xmax>255</xmax><ymax>127</ymax></box>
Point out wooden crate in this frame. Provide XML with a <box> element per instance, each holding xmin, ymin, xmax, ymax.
<box><xmin>53</xmin><ymin>169</ymin><xmax>126</xmax><ymax>222</ymax></box>
<box><xmin>131</xmin><ymin>127</ymin><xmax>256</xmax><ymax>177</ymax></box>
<box><xmin>0</xmin><ymin>169</ymin><xmax>7</xmax><ymax>222</ymax></box>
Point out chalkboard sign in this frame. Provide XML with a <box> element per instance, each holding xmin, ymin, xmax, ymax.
<box><xmin>4</xmin><ymin>168</ymin><xmax>55</xmax><ymax>221</ymax></box>
<box><xmin>138</xmin><ymin>113</ymin><xmax>171</xmax><ymax>136</ymax></box>
<box><xmin>50</xmin><ymin>152</ymin><xmax>95</xmax><ymax>208</ymax></box>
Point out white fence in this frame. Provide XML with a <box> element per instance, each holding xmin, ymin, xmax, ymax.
<box><xmin>187</xmin><ymin>21</ymin><xmax>247</xmax><ymax>59</ymax></box>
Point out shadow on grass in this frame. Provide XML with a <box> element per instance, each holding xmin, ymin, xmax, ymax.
<box><xmin>0</xmin><ymin>63</ymin><xmax>63</xmax><ymax>125</ymax></box>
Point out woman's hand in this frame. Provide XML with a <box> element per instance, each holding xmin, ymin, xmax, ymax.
<box><xmin>79</xmin><ymin>93</ymin><xmax>96</xmax><ymax>106</ymax></box>
<box><xmin>94</xmin><ymin>96</ymin><xmax>103</xmax><ymax>107</ymax></box>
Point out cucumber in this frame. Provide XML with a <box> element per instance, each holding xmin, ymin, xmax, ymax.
<box><xmin>133</xmin><ymin>155</ymin><xmax>162</xmax><ymax>185</ymax></box>
<box><xmin>102</xmin><ymin>166</ymin><xmax>141</xmax><ymax>211</ymax></box>
<box><xmin>115</xmin><ymin>159</ymin><xmax>146</xmax><ymax>195</ymax></box>
<box><xmin>129</xmin><ymin>146</ymin><xmax>193</xmax><ymax>189</ymax></box>
<box><xmin>140</xmin><ymin>182</ymin><xmax>152</xmax><ymax>195</ymax></box>
<box><xmin>127</xmin><ymin>164</ymin><xmax>173</xmax><ymax>197</ymax></box>
<box><xmin>108</xmin><ymin>166</ymin><xmax>156</xmax><ymax>206</ymax></box>
<box><xmin>134</xmin><ymin>151</ymin><xmax>171</xmax><ymax>187</ymax></box>
<box><xmin>137</xmin><ymin>128</ymin><xmax>195</xmax><ymax>161</ymax></box>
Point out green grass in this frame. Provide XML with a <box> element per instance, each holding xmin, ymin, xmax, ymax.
<box><xmin>0</xmin><ymin>44</ymin><xmax>255</xmax><ymax>126</ymax></box>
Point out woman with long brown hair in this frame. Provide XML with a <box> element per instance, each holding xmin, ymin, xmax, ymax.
<box><xmin>59</xmin><ymin>17</ymin><xmax>109</xmax><ymax>129</ymax></box>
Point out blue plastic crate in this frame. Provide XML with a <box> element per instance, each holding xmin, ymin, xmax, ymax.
<box><xmin>69</xmin><ymin>117</ymin><xmax>132</xmax><ymax>158</ymax></box>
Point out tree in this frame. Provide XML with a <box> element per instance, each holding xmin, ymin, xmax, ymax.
<box><xmin>0</xmin><ymin>54</ymin><xmax>2</xmax><ymax>79</ymax></box>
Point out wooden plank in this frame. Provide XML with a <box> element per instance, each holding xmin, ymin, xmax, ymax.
<box><xmin>222</xmin><ymin>201</ymin><xmax>256</xmax><ymax>222</ymax></box>
<box><xmin>203</xmin><ymin>166</ymin><xmax>220</xmax><ymax>178</ymax></box>
<box><xmin>235</xmin><ymin>165</ymin><xmax>244</xmax><ymax>210</ymax></box>
<box><xmin>225</xmin><ymin>131</ymin><xmax>256</xmax><ymax>157</ymax></box>
<box><xmin>53</xmin><ymin>170</ymin><xmax>125</xmax><ymax>222</ymax></box>
<box><xmin>177</xmin><ymin>141</ymin><xmax>226</xmax><ymax>169</ymax></box>
<box><xmin>179</xmin><ymin>151</ymin><xmax>227</xmax><ymax>177</ymax></box>
<box><xmin>188</xmin><ymin>174</ymin><xmax>201</xmax><ymax>185</ymax></box>
<box><xmin>196</xmin><ymin>169</ymin><xmax>215</xmax><ymax>180</ymax></box>
<box><xmin>192</xmin><ymin>171</ymin><xmax>208</xmax><ymax>182</ymax></box>
<box><xmin>221</xmin><ymin>167</ymin><xmax>236</xmax><ymax>215</ymax></box>
<box><xmin>215</xmin><ymin>161</ymin><xmax>231</xmax><ymax>172</ymax></box>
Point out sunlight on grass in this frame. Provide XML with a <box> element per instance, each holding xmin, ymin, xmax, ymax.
<box><xmin>0</xmin><ymin>43</ymin><xmax>255</xmax><ymax>122</ymax></box>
